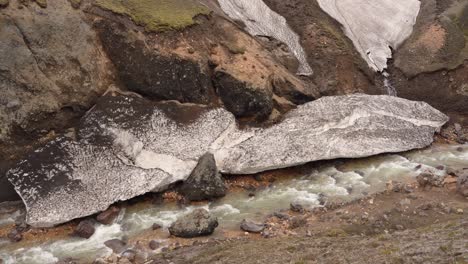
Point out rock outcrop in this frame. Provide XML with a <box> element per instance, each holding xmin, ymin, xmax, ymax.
<box><xmin>0</xmin><ymin>0</ymin><xmax>115</xmax><ymax>141</ymax></box>
<box><xmin>6</xmin><ymin>94</ymin><xmax>447</xmax><ymax>227</ymax></box>
<box><xmin>395</xmin><ymin>0</ymin><xmax>468</xmax><ymax>76</ymax></box>
<box><xmin>317</xmin><ymin>0</ymin><xmax>420</xmax><ymax>72</ymax></box>
<box><xmin>168</xmin><ymin>209</ymin><xmax>218</xmax><ymax>238</ymax></box>
<box><xmin>179</xmin><ymin>153</ymin><xmax>227</xmax><ymax>201</ymax></box>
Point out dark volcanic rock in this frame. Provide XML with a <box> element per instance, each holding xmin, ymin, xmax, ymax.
<box><xmin>74</xmin><ymin>220</ymin><xmax>95</xmax><ymax>239</ymax></box>
<box><xmin>169</xmin><ymin>209</ymin><xmax>218</xmax><ymax>238</ymax></box>
<box><xmin>104</xmin><ymin>239</ymin><xmax>127</xmax><ymax>254</ymax></box>
<box><xmin>94</xmin><ymin>19</ymin><xmax>212</xmax><ymax>104</ymax></box>
<box><xmin>180</xmin><ymin>153</ymin><xmax>227</xmax><ymax>201</ymax></box>
<box><xmin>213</xmin><ymin>70</ymin><xmax>273</xmax><ymax>119</ymax></box>
<box><xmin>240</xmin><ymin>219</ymin><xmax>265</xmax><ymax>233</ymax></box>
<box><xmin>96</xmin><ymin>206</ymin><xmax>120</xmax><ymax>225</ymax></box>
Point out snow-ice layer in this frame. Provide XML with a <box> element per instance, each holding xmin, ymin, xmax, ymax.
<box><xmin>218</xmin><ymin>0</ymin><xmax>313</xmax><ymax>75</ymax></box>
<box><xmin>317</xmin><ymin>0</ymin><xmax>420</xmax><ymax>71</ymax></box>
<box><xmin>7</xmin><ymin>94</ymin><xmax>447</xmax><ymax>227</ymax></box>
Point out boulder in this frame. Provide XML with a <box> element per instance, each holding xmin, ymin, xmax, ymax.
<box><xmin>416</xmin><ymin>172</ymin><xmax>444</xmax><ymax>188</ymax></box>
<box><xmin>168</xmin><ymin>209</ymin><xmax>218</xmax><ymax>238</ymax></box>
<box><xmin>7</xmin><ymin>94</ymin><xmax>447</xmax><ymax>227</ymax></box>
<box><xmin>104</xmin><ymin>239</ymin><xmax>127</xmax><ymax>254</ymax></box>
<box><xmin>74</xmin><ymin>220</ymin><xmax>95</xmax><ymax>239</ymax></box>
<box><xmin>94</xmin><ymin>19</ymin><xmax>213</xmax><ymax>104</ymax></box>
<box><xmin>457</xmin><ymin>172</ymin><xmax>468</xmax><ymax>197</ymax></box>
<box><xmin>149</xmin><ymin>240</ymin><xmax>161</xmax><ymax>250</ymax></box>
<box><xmin>317</xmin><ymin>0</ymin><xmax>420</xmax><ymax>71</ymax></box>
<box><xmin>240</xmin><ymin>219</ymin><xmax>265</xmax><ymax>233</ymax></box>
<box><xmin>179</xmin><ymin>153</ymin><xmax>227</xmax><ymax>201</ymax></box>
<box><xmin>96</xmin><ymin>206</ymin><xmax>120</xmax><ymax>225</ymax></box>
<box><xmin>213</xmin><ymin>71</ymin><xmax>273</xmax><ymax>120</ymax></box>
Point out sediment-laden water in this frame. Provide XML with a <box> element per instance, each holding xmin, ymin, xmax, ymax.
<box><xmin>0</xmin><ymin>144</ymin><xmax>467</xmax><ymax>263</ymax></box>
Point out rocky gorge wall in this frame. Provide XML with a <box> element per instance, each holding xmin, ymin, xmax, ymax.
<box><xmin>0</xmin><ymin>0</ymin><xmax>467</xmax><ymax>214</ymax></box>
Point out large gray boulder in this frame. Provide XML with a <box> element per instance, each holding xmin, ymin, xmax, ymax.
<box><xmin>168</xmin><ymin>209</ymin><xmax>218</xmax><ymax>238</ymax></box>
<box><xmin>7</xmin><ymin>94</ymin><xmax>447</xmax><ymax>227</ymax></box>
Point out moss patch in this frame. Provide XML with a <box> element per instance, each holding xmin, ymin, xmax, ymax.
<box><xmin>95</xmin><ymin>0</ymin><xmax>210</xmax><ymax>32</ymax></box>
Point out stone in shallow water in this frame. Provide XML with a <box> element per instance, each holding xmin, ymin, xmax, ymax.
<box><xmin>7</xmin><ymin>94</ymin><xmax>447</xmax><ymax>227</ymax></box>
<box><xmin>317</xmin><ymin>0</ymin><xmax>420</xmax><ymax>72</ymax></box>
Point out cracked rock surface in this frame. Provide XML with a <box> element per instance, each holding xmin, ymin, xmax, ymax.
<box><xmin>7</xmin><ymin>94</ymin><xmax>447</xmax><ymax>227</ymax></box>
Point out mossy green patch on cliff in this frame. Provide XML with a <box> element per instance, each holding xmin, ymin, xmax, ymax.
<box><xmin>95</xmin><ymin>0</ymin><xmax>210</xmax><ymax>32</ymax></box>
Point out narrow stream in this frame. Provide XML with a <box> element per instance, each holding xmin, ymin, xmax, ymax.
<box><xmin>1</xmin><ymin>144</ymin><xmax>467</xmax><ymax>264</ymax></box>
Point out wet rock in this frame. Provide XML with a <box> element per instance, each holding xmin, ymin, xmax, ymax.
<box><xmin>457</xmin><ymin>172</ymin><xmax>468</xmax><ymax>197</ymax></box>
<box><xmin>74</xmin><ymin>220</ymin><xmax>95</xmax><ymax>239</ymax></box>
<box><xmin>240</xmin><ymin>219</ymin><xmax>265</xmax><ymax>233</ymax></box>
<box><xmin>169</xmin><ymin>209</ymin><xmax>218</xmax><ymax>238</ymax></box>
<box><xmin>290</xmin><ymin>202</ymin><xmax>305</xmax><ymax>213</ymax></box>
<box><xmin>417</xmin><ymin>172</ymin><xmax>444</xmax><ymax>187</ymax></box>
<box><xmin>121</xmin><ymin>250</ymin><xmax>136</xmax><ymax>262</ymax></box>
<box><xmin>96</xmin><ymin>206</ymin><xmax>120</xmax><ymax>225</ymax></box>
<box><xmin>213</xmin><ymin>70</ymin><xmax>273</xmax><ymax>120</ymax></box>
<box><xmin>104</xmin><ymin>239</ymin><xmax>127</xmax><ymax>254</ymax></box>
<box><xmin>152</xmin><ymin>223</ymin><xmax>162</xmax><ymax>230</ymax></box>
<box><xmin>149</xmin><ymin>240</ymin><xmax>161</xmax><ymax>250</ymax></box>
<box><xmin>94</xmin><ymin>19</ymin><xmax>212</xmax><ymax>104</ymax></box>
<box><xmin>179</xmin><ymin>153</ymin><xmax>227</xmax><ymax>201</ymax></box>
<box><xmin>273</xmin><ymin>212</ymin><xmax>290</xmax><ymax>220</ymax></box>
<box><xmin>7</xmin><ymin>229</ymin><xmax>22</xmax><ymax>242</ymax></box>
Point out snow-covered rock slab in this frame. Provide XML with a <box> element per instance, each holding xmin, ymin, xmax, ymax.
<box><xmin>218</xmin><ymin>0</ymin><xmax>313</xmax><ymax>76</ymax></box>
<box><xmin>213</xmin><ymin>94</ymin><xmax>448</xmax><ymax>174</ymax></box>
<box><xmin>7</xmin><ymin>95</ymin><xmax>235</xmax><ymax>227</ymax></box>
<box><xmin>7</xmin><ymin>94</ymin><xmax>447</xmax><ymax>227</ymax></box>
<box><xmin>317</xmin><ymin>0</ymin><xmax>420</xmax><ymax>72</ymax></box>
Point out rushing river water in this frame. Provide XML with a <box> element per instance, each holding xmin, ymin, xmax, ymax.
<box><xmin>0</xmin><ymin>144</ymin><xmax>467</xmax><ymax>263</ymax></box>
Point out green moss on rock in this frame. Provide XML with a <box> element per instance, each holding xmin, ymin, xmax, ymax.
<box><xmin>95</xmin><ymin>0</ymin><xmax>210</xmax><ymax>32</ymax></box>
<box><xmin>0</xmin><ymin>0</ymin><xmax>9</xmax><ymax>8</ymax></box>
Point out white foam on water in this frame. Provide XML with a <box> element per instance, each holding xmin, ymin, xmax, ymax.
<box><xmin>1</xmin><ymin>223</ymin><xmax>122</xmax><ymax>264</ymax></box>
<box><xmin>3</xmin><ymin>144</ymin><xmax>467</xmax><ymax>262</ymax></box>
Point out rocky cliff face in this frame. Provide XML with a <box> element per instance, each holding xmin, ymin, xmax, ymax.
<box><xmin>0</xmin><ymin>0</ymin><xmax>466</xmax><ymax>224</ymax></box>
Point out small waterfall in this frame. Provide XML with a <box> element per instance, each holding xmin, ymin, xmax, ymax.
<box><xmin>383</xmin><ymin>71</ymin><xmax>397</xmax><ymax>96</ymax></box>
